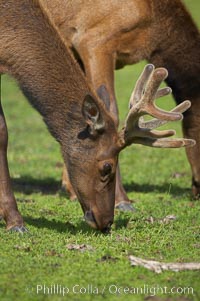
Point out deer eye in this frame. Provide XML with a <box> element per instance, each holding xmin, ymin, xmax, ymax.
<box><xmin>102</xmin><ymin>163</ymin><xmax>112</xmax><ymax>177</ymax></box>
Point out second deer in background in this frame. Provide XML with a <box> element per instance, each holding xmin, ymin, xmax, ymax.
<box><xmin>41</xmin><ymin>0</ymin><xmax>200</xmax><ymax>205</ymax></box>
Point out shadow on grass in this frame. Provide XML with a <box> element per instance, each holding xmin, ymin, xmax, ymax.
<box><xmin>12</xmin><ymin>176</ymin><xmax>190</xmax><ymax>197</ymax></box>
<box><xmin>12</xmin><ymin>176</ymin><xmax>61</xmax><ymax>195</ymax></box>
<box><xmin>23</xmin><ymin>216</ymin><xmax>103</xmax><ymax>235</ymax></box>
<box><xmin>0</xmin><ymin>214</ymin><xmax>130</xmax><ymax>234</ymax></box>
<box><xmin>124</xmin><ymin>181</ymin><xmax>191</xmax><ymax>196</ymax></box>
<box><xmin>0</xmin><ymin>216</ymin><xmax>101</xmax><ymax>235</ymax></box>
<box><xmin>114</xmin><ymin>214</ymin><xmax>131</xmax><ymax>230</ymax></box>
<box><xmin>24</xmin><ymin>215</ymin><xmax>136</xmax><ymax>233</ymax></box>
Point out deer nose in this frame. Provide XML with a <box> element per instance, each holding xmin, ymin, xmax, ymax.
<box><xmin>101</xmin><ymin>221</ymin><xmax>113</xmax><ymax>234</ymax></box>
<box><xmin>84</xmin><ymin>211</ymin><xmax>113</xmax><ymax>233</ymax></box>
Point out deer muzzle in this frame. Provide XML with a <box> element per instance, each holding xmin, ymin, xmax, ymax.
<box><xmin>84</xmin><ymin>210</ymin><xmax>113</xmax><ymax>233</ymax></box>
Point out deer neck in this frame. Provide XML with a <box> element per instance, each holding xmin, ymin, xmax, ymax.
<box><xmin>149</xmin><ymin>0</ymin><xmax>200</xmax><ymax>103</ymax></box>
<box><xmin>0</xmin><ymin>0</ymin><xmax>89</xmax><ymax>142</ymax></box>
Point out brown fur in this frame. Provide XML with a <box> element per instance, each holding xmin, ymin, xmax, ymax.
<box><xmin>0</xmin><ymin>0</ymin><xmax>121</xmax><ymax>232</ymax></box>
<box><xmin>0</xmin><ymin>0</ymin><xmax>195</xmax><ymax>234</ymax></box>
<box><xmin>42</xmin><ymin>0</ymin><xmax>200</xmax><ymax>199</ymax></box>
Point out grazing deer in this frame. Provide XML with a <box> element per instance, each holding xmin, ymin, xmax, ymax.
<box><xmin>42</xmin><ymin>0</ymin><xmax>200</xmax><ymax>205</ymax></box>
<box><xmin>0</xmin><ymin>0</ymin><xmax>194</xmax><ymax>233</ymax></box>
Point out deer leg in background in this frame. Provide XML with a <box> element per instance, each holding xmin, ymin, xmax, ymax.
<box><xmin>62</xmin><ymin>164</ymin><xmax>77</xmax><ymax>201</ymax></box>
<box><xmin>182</xmin><ymin>103</ymin><xmax>200</xmax><ymax>198</ymax></box>
<box><xmin>0</xmin><ymin>75</ymin><xmax>26</xmax><ymax>232</ymax></box>
<box><xmin>115</xmin><ymin>166</ymin><xmax>135</xmax><ymax>210</ymax></box>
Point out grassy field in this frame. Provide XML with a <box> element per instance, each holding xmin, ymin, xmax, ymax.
<box><xmin>0</xmin><ymin>1</ymin><xmax>200</xmax><ymax>301</ymax></box>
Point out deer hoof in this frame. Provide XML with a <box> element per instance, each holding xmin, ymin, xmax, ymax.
<box><xmin>115</xmin><ymin>202</ymin><xmax>135</xmax><ymax>211</ymax></box>
<box><xmin>9</xmin><ymin>226</ymin><xmax>28</xmax><ymax>233</ymax></box>
<box><xmin>192</xmin><ymin>179</ymin><xmax>200</xmax><ymax>200</ymax></box>
<box><xmin>60</xmin><ymin>186</ymin><xmax>77</xmax><ymax>201</ymax></box>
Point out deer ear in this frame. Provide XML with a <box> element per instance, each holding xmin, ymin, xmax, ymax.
<box><xmin>82</xmin><ymin>95</ymin><xmax>105</xmax><ymax>135</ymax></box>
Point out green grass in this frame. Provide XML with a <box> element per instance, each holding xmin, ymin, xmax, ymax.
<box><xmin>0</xmin><ymin>1</ymin><xmax>200</xmax><ymax>301</ymax></box>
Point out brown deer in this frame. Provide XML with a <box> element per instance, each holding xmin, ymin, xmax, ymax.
<box><xmin>42</xmin><ymin>0</ymin><xmax>200</xmax><ymax>206</ymax></box>
<box><xmin>0</xmin><ymin>0</ymin><xmax>194</xmax><ymax>233</ymax></box>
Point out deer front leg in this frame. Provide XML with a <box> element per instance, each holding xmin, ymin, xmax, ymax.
<box><xmin>61</xmin><ymin>47</ymin><xmax>134</xmax><ymax>210</ymax></box>
<box><xmin>0</xmin><ymin>81</ymin><xmax>26</xmax><ymax>232</ymax></box>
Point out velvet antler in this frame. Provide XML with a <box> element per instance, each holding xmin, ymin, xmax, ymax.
<box><xmin>118</xmin><ymin>64</ymin><xmax>195</xmax><ymax>149</ymax></box>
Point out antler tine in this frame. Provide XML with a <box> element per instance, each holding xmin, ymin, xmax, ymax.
<box><xmin>155</xmin><ymin>86</ymin><xmax>172</xmax><ymax>99</ymax></box>
<box><xmin>118</xmin><ymin>65</ymin><xmax>196</xmax><ymax>150</ymax></box>
<box><xmin>132</xmin><ymin>137</ymin><xmax>196</xmax><ymax>148</ymax></box>
<box><xmin>125</xmin><ymin>67</ymin><xmax>182</xmax><ymax>136</ymax></box>
<box><xmin>140</xmin><ymin>100</ymin><xmax>191</xmax><ymax>130</ymax></box>
<box><xmin>138</xmin><ymin>68</ymin><xmax>182</xmax><ymax>121</ymax></box>
<box><xmin>138</xmin><ymin>85</ymin><xmax>172</xmax><ymax>129</ymax></box>
<box><xmin>129</xmin><ymin>64</ymin><xmax>154</xmax><ymax>108</ymax></box>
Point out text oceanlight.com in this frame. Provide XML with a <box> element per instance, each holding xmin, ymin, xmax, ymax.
<box><xmin>30</xmin><ymin>284</ymin><xmax>194</xmax><ymax>296</ymax></box>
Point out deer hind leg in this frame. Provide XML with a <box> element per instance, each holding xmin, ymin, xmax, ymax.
<box><xmin>0</xmin><ymin>76</ymin><xmax>26</xmax><ymax>232</ymax></box>
<box><xmin>182</xmin><ymin>102</ymin><xmax>200</xmax><ymax>199</ymax></box>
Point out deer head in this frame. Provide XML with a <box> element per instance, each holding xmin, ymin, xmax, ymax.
<box><xmin>62</xmin><ymin>64</ymin><xmax>195</xmax><ymax>233</ymax></box>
